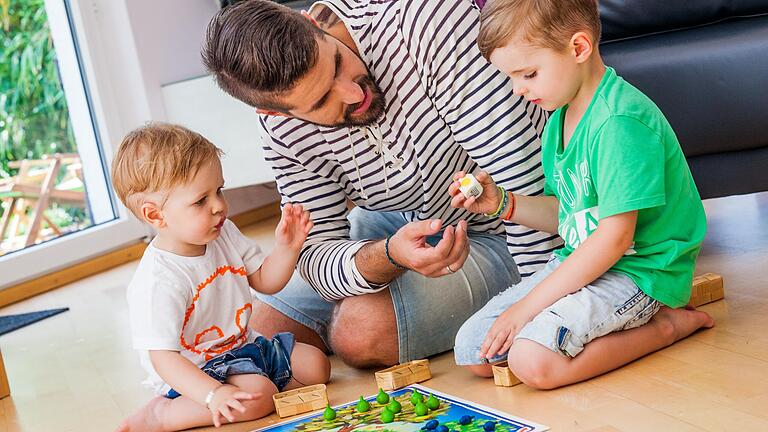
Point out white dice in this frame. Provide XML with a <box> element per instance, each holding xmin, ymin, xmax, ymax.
<box><xmin>458</xmin><ymin>173</ymin><xmax>483</xmax><ymax>199</ymax></box>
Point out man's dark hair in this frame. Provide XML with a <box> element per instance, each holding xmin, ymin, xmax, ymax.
<box><xmin>202</xmin><ymin>0</ymin><xmax>324</xmax><ymax>112</ymax></box>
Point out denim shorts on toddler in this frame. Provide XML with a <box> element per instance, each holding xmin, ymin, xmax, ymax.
<box><xmin>166</xmin><ymin>332</ymin><xmax>295</xmax><ymax>399</ymax></box>
<box><xmin>454</xmin><ymin>257</ymin><xmax>661</xmax><ymax>364</ymax></box>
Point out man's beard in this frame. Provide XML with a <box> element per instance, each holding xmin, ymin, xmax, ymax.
<box><xmin>341</xmin><ymin>75</ymin><xmax>386</xmax><ymax>127</ymax></box>
<box><xmin>311</xmin><ymin>74</ymin><xmax>386</xmax><ymax>128</ymax></box>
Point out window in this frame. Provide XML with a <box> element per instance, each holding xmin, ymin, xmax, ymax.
<box><xmin>0</xmin><ymin>0</ymin><xmax>147</xmax><ymax>289</ymax></box>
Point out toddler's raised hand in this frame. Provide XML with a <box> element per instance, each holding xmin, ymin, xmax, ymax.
<box><xmin>207</xmin><ymin>384</ymin><xmax>258</xmax><ymax>428</ymax></box>
<box><xmin>274</xmin><ymin>203</ymin><xmax>313</xmax><ymax>251</ymax></box>
<box><xmin>448</xmin><ymin>171</ymin><xmax>502</xmax><ymax>215</ymax></box>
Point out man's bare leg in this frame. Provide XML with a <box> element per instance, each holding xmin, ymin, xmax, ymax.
<box><xmin>249</xmin><ymin>300</ymin><xmax>329</xmax><ymax>353</ymax></box>
<box><xmin>329</xmin><ymin>289</ymin><xmax>399</xmax><ymax>368</ymax></box>
<box><xmin>506</xmin><ymin>306</ymin><xmax>714</xmax><ymax>389</ymax></box>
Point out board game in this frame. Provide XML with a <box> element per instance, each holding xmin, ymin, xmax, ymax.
<box><xmin>255</xmin><ymin>384</ymin><xmax>548</xmax><ymax>432</ymax></box>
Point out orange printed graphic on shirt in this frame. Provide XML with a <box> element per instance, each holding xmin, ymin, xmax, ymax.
<box><xmin>179</xmin><ymin>265</ymin><xmax>252</xmax><ymax>360</ymax></box>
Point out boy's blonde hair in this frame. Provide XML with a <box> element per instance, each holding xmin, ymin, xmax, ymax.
<box><xmin>111</xmin><ymin>123</ymin><xmax>223</xmax><ymax>218</ymax></box>
<box><xmin>477</xmin><ymin>0</ymin><xmax>601</xmax><ymax>60</ymax></box>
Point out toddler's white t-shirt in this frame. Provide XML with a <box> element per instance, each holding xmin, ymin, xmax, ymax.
<box><xmin>127</xmin><ymin>219</ymin><xmax>264</xmax><ymax>395</ymax></box>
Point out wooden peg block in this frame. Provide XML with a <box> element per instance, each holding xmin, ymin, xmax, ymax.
<box><xmin>689</xmin><ymin>273</ymin><xmax>724</xmax><ymax>307</ymax></box>
<box><xmin>272</xmin><ymin>384</ymin><xmax>328</xmax><ymax>418</ymax></box>
<box><xmin>492</xmin><ymin>361</ymin><xmax>521</xmax><ymax>387</ymax></box>
<box><xmin>375</xmin><ymin>359</ymin><xmax>431</xmax><ymax>391</ymax></box>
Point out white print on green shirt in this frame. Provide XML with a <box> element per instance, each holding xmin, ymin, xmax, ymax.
<box><xmin>554</xmin><ymin>160</ymin><xmax>636</xmax><ymax>255</ymax></box>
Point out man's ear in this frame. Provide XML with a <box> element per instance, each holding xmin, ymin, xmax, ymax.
<box><xmin>256</xmin><ymin>108</ymin><xmax>291</xmax><ymax>118</ymax></box>
<box><xmin>301</xmin><ymin>10</ymin><xmax>320</xmax><ymax>28</ymax></box>
<box><xmin>141</xmin><ymin>202</ymin><xmax>165</xmax><ymax>229</ymax></box>
<box><xmin>570</xmin><ymin>31</ymin><xmax>594</xmax><ymax>64</ymax></box>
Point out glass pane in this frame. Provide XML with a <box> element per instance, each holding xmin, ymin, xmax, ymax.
<box><xmin>0</xmin><ymin>0</ymin><xmax>115</xmax><ymax>256</ymax></box>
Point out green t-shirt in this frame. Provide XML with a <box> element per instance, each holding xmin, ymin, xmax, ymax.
<box><xmin>541</xmin><ymin>67</ymin><xmax>706</xmax><ymax>307</ymax></box>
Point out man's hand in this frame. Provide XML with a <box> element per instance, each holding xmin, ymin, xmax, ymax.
<box><xmin>388</xmin><ymin>219</ymin><xmax>470</xmax><ymax>277</ymax></box>
<box><xmin>479</xmin><ymin>300</ymin><xmax>539</xmax><ymax>360</ymax></box>
<box><xmin>448</xmin><ymin>170</ymin><xmax>501</xmax><ymax>215</ymax></box>
<box><xmin>274</xmin><ymin>203</ymin><xmax>313</xmax><ymax>251</ymax></box>
<box><xmin>208</xmin><ymin>384</ymin><xmax>258</xmax><ymax>427</ymax></box>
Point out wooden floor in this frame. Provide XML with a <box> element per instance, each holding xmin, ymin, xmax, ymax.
<box><xmin>1</xmin><ymin>192</ymin><xmax>767</xmax><ymax>431</ymax></box>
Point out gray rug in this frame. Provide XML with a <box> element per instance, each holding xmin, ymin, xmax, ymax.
<box><xmin>0</xmin><ymin>308</ymin><xmax>69</xmax><ymax>336</ymax></box>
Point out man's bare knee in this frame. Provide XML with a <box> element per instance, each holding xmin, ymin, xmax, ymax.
<box><xmin>250</xmin><ymin>300</ymin><xmax>329</xmax><ymax>353</ymax></box>
<box><xmin>329</xmin><ymin>291</ymin><xmax>399</xmax><ymax>368</ymax></box>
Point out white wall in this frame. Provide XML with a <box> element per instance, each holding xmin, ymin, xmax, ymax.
<box><xmin>123</xmin><ymin>0</ymin><xmax>219</xmax><ymax>120</ymax></box>
<box><xmin>121</xmin><ymin>0</ymin><xmax>278</xmax><ymax>199</ymax></box>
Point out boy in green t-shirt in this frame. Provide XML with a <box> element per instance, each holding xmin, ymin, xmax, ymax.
<box><xmin>450</xmin><ymin>0</ymin><xmax>714</xmax><ymax>389</ymax></box>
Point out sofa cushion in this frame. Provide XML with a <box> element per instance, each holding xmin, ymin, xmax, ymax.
<box><xmin>600</xmin><ymin>0</ymin><xmax>768</xmax><ymax>42</ymax></box>
<box><xmin>601</xmin><ymin>15</ymin><xmax>768</xmax><ymax>158</ymax></box>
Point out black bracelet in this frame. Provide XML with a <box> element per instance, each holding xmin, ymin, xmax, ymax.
<box><xmin>385</xmin><ymin>234</ymin><xmax>407</xmax><ymax>270</ymax></box>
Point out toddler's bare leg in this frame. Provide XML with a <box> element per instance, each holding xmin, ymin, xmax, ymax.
<box><xmin>283</xmin><ymin>342</ymin><xmax>331</xmax><ymax>390</ymax></box>
<box><xmin>116</xmin><ymin>374</ymin><xmax>277</xmax><ymax>432</ymax></box>
<box><xmin>507</xmin><ymin>306</ymin><xmax>714</xmax><ymax>389</ymax></box>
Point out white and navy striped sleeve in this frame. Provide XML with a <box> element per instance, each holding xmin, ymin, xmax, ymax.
<box><xmin>400</xmin><ymin>0</ymin><xmax>562</xmax><ymax>276</ymax></box>
<box><xmin>259</xmin><ymin>116</ymin><xmax>387</xmax><ymax>301</ymax></box>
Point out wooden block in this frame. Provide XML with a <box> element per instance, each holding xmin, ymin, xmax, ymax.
<box><xmin>375</xmin><ymin>359</ymin><xmax>431</xmax><ymax>391</ymax></box>
<box><xmin>689</xmin><ymin>273</ymin><xmax>724</xmax><ymax>307</ymax></box>
<box><xmin>492</xmin><ymin>362</ymin><xmax>521</xmax><ymax>387</ymax></box>
<box><xmin>0</xmin><ymin>348</ymin><xmax>9</xmax><ymax>399</ymax></box>
<box><xmin>272</xmin><ymin>384</ymin><xmax>328</xmax><ymax>418</ymax></box>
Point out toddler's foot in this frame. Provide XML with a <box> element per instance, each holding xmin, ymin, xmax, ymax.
<box><xmin>115</xmin><ymin>396</ymin><xmax>168</xmax><ymax>432</ymax></box>
<box><xmin>652</xmin><ymin>305</ymin><xmax>714</xmax><ymax>346</ymax></box>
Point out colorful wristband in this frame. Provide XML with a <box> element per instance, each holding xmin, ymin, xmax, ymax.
<box><xmin>502</xmin><ymin>192</ymin><xmax>516</xmax><ymax>221</ymax></box>
<box><xmin>484</xmin><ymin>186</ymin><xmax>508</xmax><ymax>218</ymax></box>
<box><xmin>385</xmin><ymin>235</ymin><xmax>407</xmax><ymax>270</ymax></box>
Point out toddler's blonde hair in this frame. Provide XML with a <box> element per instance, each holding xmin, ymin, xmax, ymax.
<box><xmin>111</xmin><ymin>123</ymin><xmax>223</xmax><ymax>218</ymax></box>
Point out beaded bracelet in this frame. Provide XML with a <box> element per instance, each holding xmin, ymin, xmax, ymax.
<box><xmin>385</xmin><ymin>234</ymin><xmax>407</xmax><ymax>270</ymax></box>
<box><xmin>484</xmin><ymin>186</ymin><xmax>508</xmax><ymax>218</ymax></box>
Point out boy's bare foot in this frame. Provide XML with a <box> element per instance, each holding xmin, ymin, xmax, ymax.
<box><xmin>115</xmin><ymin>396</ymin><xmax>168</xmax><ymax>432</ymax></box>
<box><xmin>651</xmin><ymin>305</ymin><xmax>714</xmax><ymax>346</ymax></box>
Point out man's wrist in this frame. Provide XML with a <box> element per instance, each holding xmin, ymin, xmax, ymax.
<box><xmin>385</xmin><ymin>234</ymin><xmax>408</xmax><ymax>270</ymax></box>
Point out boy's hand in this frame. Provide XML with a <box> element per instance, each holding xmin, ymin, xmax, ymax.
<box><xmin>448</xmin><ymin>171</ymin><xmax>501</xmax><ymax>215</ymax></box>
<box><xmin>274</xmin><ymin>203</ymin><xmax>313</xmax><ymax>251</ymax></box>
<box><xmin>208</xmin><ymin>384</ymin><xmax>259</xmax><ymax>427</ymax></box>
<box><xmin>479</xmin><ymin>301</ymin><xmax>538</xmax><ymax>360</ymax></box>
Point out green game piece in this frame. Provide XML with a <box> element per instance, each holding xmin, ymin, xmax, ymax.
<box><xmin>356</xmin><ymin>396</ymin><xmax>371</xmax><ymax>413</ymax></box>
<box><xmin>414</xmin><ymin>402</ymin><xmax>429</xmax><ymax>416</ymax></box>
<box><xmin>387</xmin><ymin>398</ymin><xmax>402</xmax><ymax>413</ymax></box>
<box><xmin>376</xmin><ymin>388</ymin><xmax>390</xmax><ymax>404</ymax></box>
<box><xmin>380</xmin><ymin>407</ymin><xmax>395</xmax><ymax>423</ymax></box>
<box><xmin>426</xmin><ymin>393</ymin><xmax>440</xmax><ymax>410</ymax></box>
<box><xmin>410</xmin><ymin>389</ymin><xmax>424</xmax><ymax>405</ymax></box>
<box><xmin>323</xmin><ymin>404</ymin><xmax>337</xmax><ymax>421</ymax></box>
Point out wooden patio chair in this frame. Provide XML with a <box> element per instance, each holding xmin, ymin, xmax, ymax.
<box><xmin>0</xmin><ymin>153</ymin><xmax>86</xmax><ymax>250</ymax></box>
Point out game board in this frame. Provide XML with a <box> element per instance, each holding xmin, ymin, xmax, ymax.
<box><xmin>254</xmin><ymin>384</ymin><xmax>548</xmax><ymax>432</ymax></box>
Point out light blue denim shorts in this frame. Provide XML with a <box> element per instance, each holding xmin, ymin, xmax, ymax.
<box><xmin>454</xmin><ymin>257</ymin><xmax>661</xmax><ymax>364</ymax></box>
<box><xmin>256</xmin><ymin>208</ymin><xmax>520</xmax><ymax>363</ymax></box>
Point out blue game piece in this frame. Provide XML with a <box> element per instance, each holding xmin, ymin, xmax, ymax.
<box><xmin>436</xmin><ymin>425</ymin><xmax>449</xmax><ymax>432</ymax></box>
<box><xmin>459</xmin><ymin>415</ymin><xmax>474</xmax><ymax>425</ymax></box>
<box><xmin>483</xmin><ymin>421</ymin><xmax>497</xmax><ymax>431</ymax></box>
<box><xmin>422</xmin><ymin>420</ymin><xmax>440</xmax><ymax>430</ymax></box>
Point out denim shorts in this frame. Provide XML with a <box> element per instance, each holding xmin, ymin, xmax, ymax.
<box><xmin>165</xmin><ymin>333</ymin><xmax>295</xmax><ymax>399</ymax></box>
<box><xmin>255</xmin><ymin>208</ymin><xmax>520</xmax><ymax>363</ymax></box>
<box><xmin>454</xmin><ymin>257</ymin><xmax>661</xmax><ymax>364</ymax></box>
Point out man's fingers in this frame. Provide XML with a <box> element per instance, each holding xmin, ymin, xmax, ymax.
<box><xmin>453</xmin><ymin>170</ymin><xmax>467</xmax><ymax>181</ymax></box>
<box><xmin>431</xmin><ymin>225</ymin><xmax>455</xmax><ymax>260</ymax></box>
<box><xmin>444</xmin><ymin>221</ymin><xmax>470</xmax><ymax>268</ymax></box>
<box><xmin>402</xmin><ymin>219</ymin><xmax>442</xmax><ymax>238</ymax></box>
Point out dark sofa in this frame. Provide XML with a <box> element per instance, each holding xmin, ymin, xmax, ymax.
<box><xmin>599</xmin><ymin>0</ymin><xmax>768</xmax><ymax>199</ymax></box>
